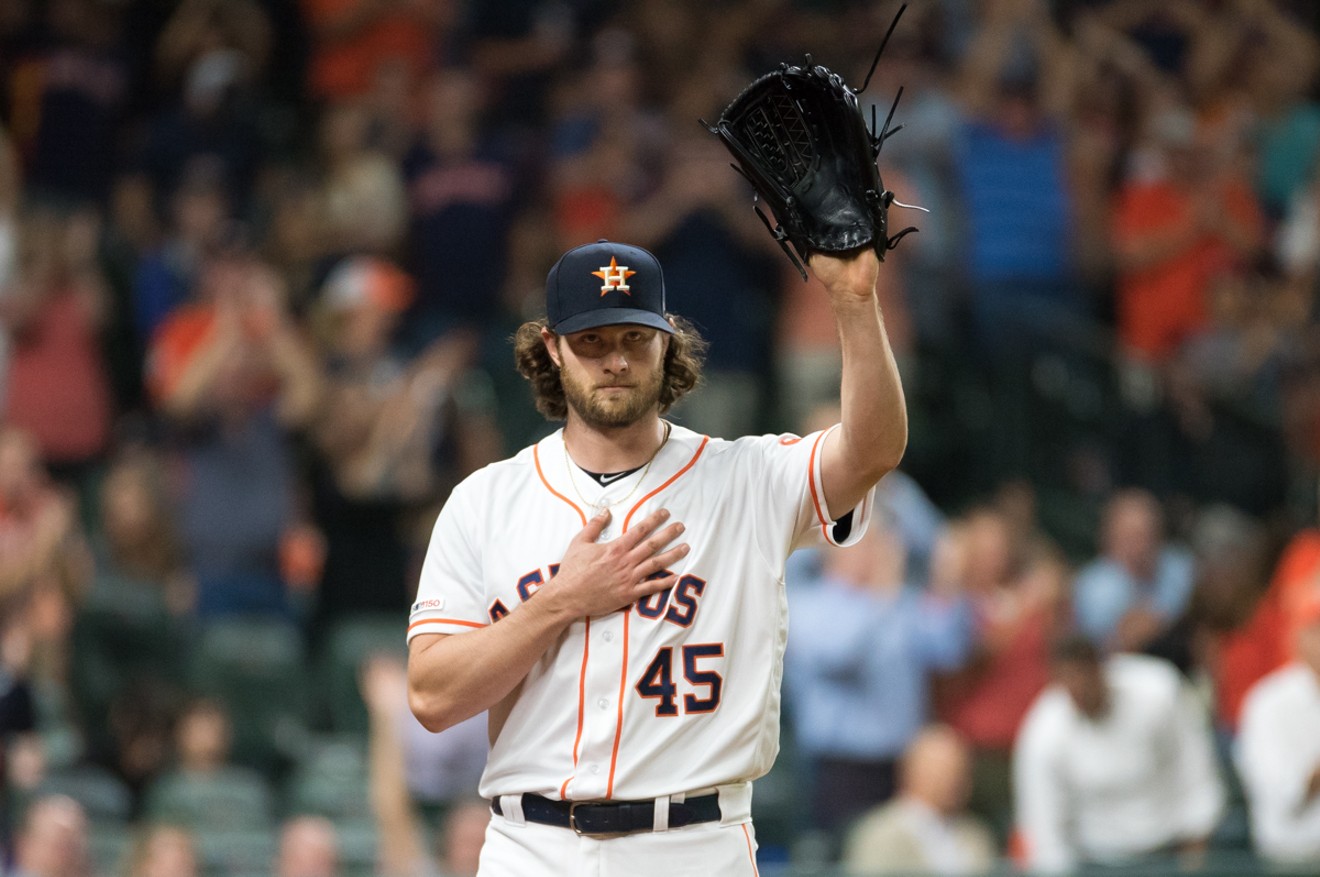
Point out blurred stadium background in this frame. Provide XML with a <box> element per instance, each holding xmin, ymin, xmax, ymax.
<box><xmin>1</xmin><ymin>0</ymin><xmax>1319</xmax><ymax>874</ymax></box>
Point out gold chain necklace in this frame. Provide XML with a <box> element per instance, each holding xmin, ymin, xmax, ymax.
<box><xmin>562</xmin><ymin>421</ymin><xmax>672</xmax><ymax>515</ymax></box>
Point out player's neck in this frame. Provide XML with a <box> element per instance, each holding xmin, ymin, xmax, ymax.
<box><xmin>562</xmin><ymin>414</ymin><xmax>668</xmax><ymax>474</ymax></box>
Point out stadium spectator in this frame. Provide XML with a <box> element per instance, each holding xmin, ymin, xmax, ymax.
<box><xmin>786</xmin><ymin>522</ymin><xmax>973</xmax><ymax>837</ymax></box>
<box><xmin>258</xmin><ymin>169</ymin><xmax>332</xmax><ymax>313</ymax></box>
<box><xmin>147</xmin><ymin>240</ymin><xmax>322</xmax><ymax>619</ymax></box>
<box><xmin>309</xmin><ymin>256</ymin><xmax>478</xmax><ymax>623</ymax></box>
<box><xmin>154</xmin><ymin>0</ymin><xmax>271</xmax><ymax>96</ymax></box>
<box><xmin>0</xmin><ymin>427</ymin><xmax>89</xmax><ymax>602</ymax></box>
<box><xmin>0</xmin><ymin>425</ymin><xmax>89</xmax><ymax>709</ymax></box>
<box><xmin>1236</xmin><ymin>592</ymin><xmax>1320</xmax><ymax>864</ymax></box>
<box><xmin>433</xmin><ymin>801</ymin><xmax>491</xmax><ymax>877</ymax></box>
<box><xmin>102</xmin><ymin>680</ymin><xmax>178</xmax><ymax>820</ymax></box>
<box><xmin>1073</xmin><ymin>489</ymin><xmax>1194</xmax><ymax>653</ymax></box>
<box><xmin>1014</xmin><ymin>635</ymin><xmax>1225</xmax><ymax>873</ymax></box>
<box><xmin>275</xmin><ymin>815</ymin><xmax>341</xmax><ymax>877</ymax></box>
<box><xmin>316</xmin><ymin>99</ymin><xmax>408</xmax><ymax>259</ymax></box>
<box><xmin>5</xmin><ymin>0</ymin><xmax>131</xmax><ymax>205</ymax></box>
<box><xmin>77</xmin><ymin>452</ymin><xmax>190</xmax><ymax>795</ymax></box>
<box><xmin>1141</xmin><ymin>505</ymin><xmax>1277</xmax><ymax>732</ymax></box>
<box><xmin>131</xmin><ymin>160</ymin><xmax>234</xmax><ymax>342</ymax></box>
<box><xmin>949</xmin><ymin>0</ymin><xmax>1089</xmax><ymax>487</ymax></box>
<box><xmin>132</xmin><ymin>0</ymin><xmax>271</xmax><ymax>220</ymax></box>
<box><xmin>10</xmin><ymin>794</ymin><xmax>90</xmax><ymax>877</ymax></box>
<box><xmin>1112</xmin><ymin>104</ymin><xmax>1265</xmax><ymax>364</ymax></box>
<box><xmin>621</xmin><ymin>125</ymin><xmax>779</xmax><ymax>438</ymax></box>
<box><xmin>402</xmin><ymin>69</ymin><xmax>519</xmax><ymax>348</ymax></box>
<box><xmin>142</xmin><ymin>698</ymin><xmax>269</xmax><ymax>822</ymax></box>
<box><xmin>124</xmin><ymin>823</ymin><xmax>199</xmax><ymax>877</ymax></box>
<box><xmin>466</xmin><ymin>0</ymin><xmax>579</xmax><ymax>130</ymax></box>
<box><xmin>842</xmin><ymin>724</ymin><xmax>996</xmax><ymax>876</ymax></box>
<box><xmin>2</xmin><ymin>204</ymin><xmax>114</xmax><ymax>478</ymax></box>
<box><xmin>92</xmin><ymin>451</ymin><xmax>189</xmax><ymax>610</ymax></box>
<box><xmin>301</xmin><ymin>0</ymin><xmax>444</xmax><ymax>102</ymax></box>
<box><xmin>1225</xmin><ymin>1</ymin><xmax>1320</xmax><ymax>220</ymax></box>
<box><xmin>936</xmin><ymin>505</ymin><xmax>1063</xmax><ymax>841</ymax></box>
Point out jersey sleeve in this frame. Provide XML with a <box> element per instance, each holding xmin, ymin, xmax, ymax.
<box><xmin>408</xmin><ymin>478</ymin><xmax>489</xmax><ymax>642</ymax></box>
<box><xmin>743</xmin><ymin>424</ymin><xmax>877</xmax><ymax>559</ymax></box>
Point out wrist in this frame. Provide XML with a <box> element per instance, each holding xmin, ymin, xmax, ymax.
<box><xmin>828</xmin><ymin>290</ymin><xmax>879</xmax><ymax>317</ymax></box>
<box><xmin>527</xmin><ymin>579</ymin><xmax>582</xmax><ymax>629</ymax></box>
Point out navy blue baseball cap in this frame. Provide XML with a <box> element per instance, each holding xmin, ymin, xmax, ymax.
<box><xmin>546</xmin><ymin>240</ymin><xmax>674</xmax><ymax>335</ymax></box>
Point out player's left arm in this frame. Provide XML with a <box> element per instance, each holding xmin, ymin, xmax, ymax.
<box><xmin>808</xmin><ymin>248</ymin><xmax>908</xmax><ymax>517</ymax></box>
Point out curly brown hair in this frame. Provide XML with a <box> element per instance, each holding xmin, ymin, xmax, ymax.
<box><xmin>513</xmin><ymin>316</ymin><xmax>707</xmax><ymax>421</ymax></box>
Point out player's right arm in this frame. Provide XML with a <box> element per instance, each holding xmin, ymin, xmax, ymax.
<box><xmin>408</xmin><ymin>507</ymin><xmax>688</xmax><ymax>733</ymax></box>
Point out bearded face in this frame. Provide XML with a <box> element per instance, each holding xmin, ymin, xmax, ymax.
<box><xmin>554</xmin><ymin>327</ymin><xmax>667</xmax><ymax>430</ymax></box>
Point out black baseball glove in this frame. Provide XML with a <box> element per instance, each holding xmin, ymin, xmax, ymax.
<box><xmin>706</xmin><ymin>4</ymin><xmax>920</xmax><ymax>278</ymax></box>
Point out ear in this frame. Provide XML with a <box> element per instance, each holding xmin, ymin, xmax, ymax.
<box><xmin>540</xmin><ymin>327</ymin><xmax>561</xmax><ymax>368</ymax></box>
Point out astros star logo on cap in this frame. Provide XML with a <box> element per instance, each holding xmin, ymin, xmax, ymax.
<box><xmin>592</xmin><ymin>256</ymin><xmax>636</xmax><ymax>297</ymax></box>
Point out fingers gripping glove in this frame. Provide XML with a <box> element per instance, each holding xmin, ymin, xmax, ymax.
<box><xmin>707</xmin><ymin>4</ymin><xmax>922</xmax><ymax>279</ymax></box>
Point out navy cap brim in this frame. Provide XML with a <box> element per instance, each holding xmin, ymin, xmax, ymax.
<box><xmin>552</xmin><ymin>308</ymin><xmax>674</xmax><ymax>335</ymax></box>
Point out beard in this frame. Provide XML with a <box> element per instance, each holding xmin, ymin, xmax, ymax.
<box><xmin>559</xmin><ymin>358</ymin><xmax>665</xmax><ymax>430</ymax></box>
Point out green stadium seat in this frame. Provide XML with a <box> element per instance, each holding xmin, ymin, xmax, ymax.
<box><xmin>86</xmin><ymin>820</ymin><xmax>134</xmax><ymax>874</ymax></box>
<box><xmin>32</xmin><ymin>764</ymin><xmax>133</xmax><ymax>823</ymax></box>
<box><xmin>189</xmin><ymin>617</ymin><xmax>310</xmax><ymax>770</ymax></box>
<box><xmin>144</xmin><ymin>767</ymin><xmax>275</xmax><ymax>830</ymax></box>
<box><xmin>283</xmin><ymin>734</ymin><xmax>370</xmax><ymax>819</ymax></box>
<box><xmin>191</xmin><ymin>825</ymin><xmax>278</xmax><ymax>875</ymax></box>
<box><xmin>333</xmin><ymin>816</ymin><xmax>378</xmax><ymax>873</ymax></box>
<box><xmin>316</xmin><ymin>614</ymin><xmax>406</xmax><ymax>734</ymax></box>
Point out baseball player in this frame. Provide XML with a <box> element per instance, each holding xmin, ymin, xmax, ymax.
<box><xmin>407</xmin><ymin>239</ymin><xmax>907</xmax><ymax>876</ymax></box>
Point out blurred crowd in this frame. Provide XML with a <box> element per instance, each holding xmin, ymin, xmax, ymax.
<box><xmin>0</xmin><ymin>0</ymin><xmax>1319</xmax><ymax>874</ymax></box>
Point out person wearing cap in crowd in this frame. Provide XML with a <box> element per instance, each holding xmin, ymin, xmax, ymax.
<box><xmin>405</xmin><ymin>239</ymin><xmax>907</xmax><ymax>875</ymax></box>
<box><xmin>1013</xmin><ymin>634</ymin><xmax>1225</xmax><ymax>873</ymax></box>
<box><xmin>309</xmin><ymin>255</ymin><xmax>479</xmax><ymax>629</ymax></box>
<box><xmin>1236</xmin><ymin>591</ymin><xmax>1320</xmax><ymax>865</ymax></box>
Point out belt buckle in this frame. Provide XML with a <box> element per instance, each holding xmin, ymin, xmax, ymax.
<box><xmin>568</xmin><ymin>802</ymin><xmax>630</xmax><ymax>838</ymax></box>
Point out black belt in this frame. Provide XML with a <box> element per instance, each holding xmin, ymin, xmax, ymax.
<box><xmin>491</xmin><ymin>792</ymin><xmax>722</xmax><ymax>837</ymax></box>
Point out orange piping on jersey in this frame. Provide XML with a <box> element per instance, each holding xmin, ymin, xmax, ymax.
<box><xmin>807</xmin><ymin>429</ymin><xmax>830</xmax><ymax>540</ymax></box>
<box><xmin>559</xmin><ymin>618</ymin><xmax>592</xmax><ymax>800</ymax></box>
<box><xmin>623</xmin><ymin>436</ymin><xmax>710</xmax><ymax>531</ymax></box>
<box><xmin>742</xmin><ymin>824</ymin><xmax>760</xmax><ymax>876</ymax></box>
<box><xmin>407</xmin><ymin>618</ymin><xmax>486</xmax><ymax>633</ymax></box>
<box><xmin>605</xmin><ymin>610</ymin><xmax>630</xmax><ymax>798</ymax></box>
<box><xmin>534</xmin><ymin>444</ymin><xmax>587</xmax><ymax>526</ymax></box>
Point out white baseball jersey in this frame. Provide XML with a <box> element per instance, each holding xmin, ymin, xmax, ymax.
<box><xmin>408</xmin><ymin>422</ymin><xmax>874</xmax><ymax>803</ymax></box>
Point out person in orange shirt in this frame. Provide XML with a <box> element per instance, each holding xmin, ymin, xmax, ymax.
<box><xmin>1113</xmin><ymin>106</ymin><xmax>1265</xmax><ymax>362</ymax></box>
<box><xmin>301</xmin><ymin>0</ymin><xmax>448</xmax><ymax>101</ymax></box>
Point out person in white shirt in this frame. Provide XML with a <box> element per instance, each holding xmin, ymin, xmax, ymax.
<box><xmin>1013</xmin><ymin>635</ymin><xmax>1225</xmax><ymax>873</ymax></box>
<box><xmin>842</xmin><ymin>724</ymin><xmax>997</xmax><ymax>875</ymax></box>
<box><xmin>1236</xmin><ymin>595</ymin><xmax>1320</xmax><ymax>864</ymax></box>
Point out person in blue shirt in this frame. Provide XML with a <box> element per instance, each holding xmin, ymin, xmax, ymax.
<box><xmin>785</xmin><ymin>523</ymin><xmax>975</xmax><ymax>840</ymax></box>
<box><xmin>1073</xmin><ymin>489</ymin><xmax>1194</xmax><ymax>653</ymax></box>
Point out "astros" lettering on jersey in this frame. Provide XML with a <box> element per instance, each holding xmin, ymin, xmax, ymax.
<box><xmin>490</xmin><ymin>566</ymin><xmax>707</xmax><ymax>627</ymax></box>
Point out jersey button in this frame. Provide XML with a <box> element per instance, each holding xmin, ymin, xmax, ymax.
<box><xmin>602</xmin><ymin>631</ymin><xmax>615</xmax><ymax>643</ymax></box>
<box><xmin>589</xmin><ymin>764</ymin><xmax>600</xmax><ymax>774</ymax></box>
<box><xmin>597</xmin><ymin>698</ymin><xmax>609</xmax><ymax>710</ymax></box>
